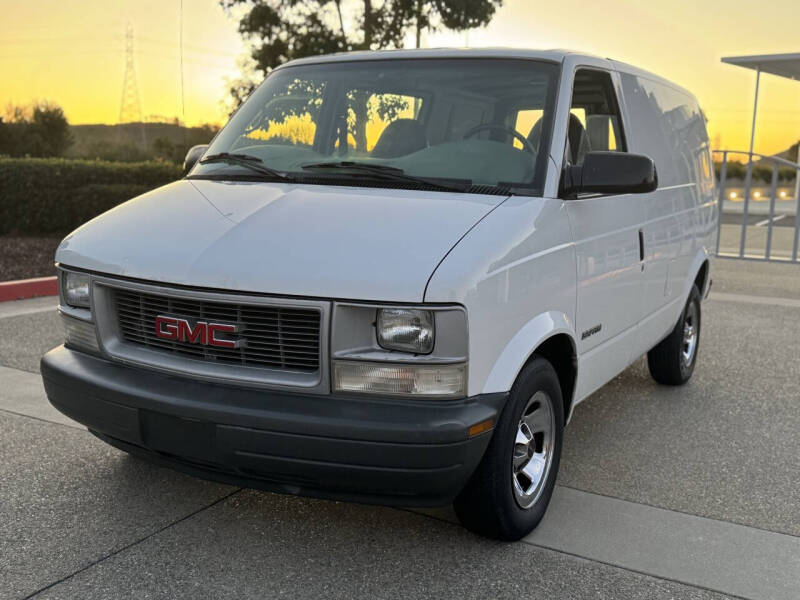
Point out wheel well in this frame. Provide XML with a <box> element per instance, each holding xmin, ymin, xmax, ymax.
<box><xmin>529</xmin><ymin>334</ymin><xmax>577</xmax><ymax>420</ymax></box>
<box><xmin>694</xmin><ymin>260</ymin><xmax>709</xmax><ymax>295</ymax></box>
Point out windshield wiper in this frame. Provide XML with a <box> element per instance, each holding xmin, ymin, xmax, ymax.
<box><xmin>300</xmin><ymin>161</ymin><xmax>471</xmax><ymax>193</ymax></box>
<box><xmin>198</xmin><ymin>152</ymin><xmax>294</xmax><ymax>181</ymax></box>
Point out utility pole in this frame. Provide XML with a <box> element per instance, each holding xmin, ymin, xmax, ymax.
<box><xmin>119</xmin><ymin>22</ymin><xmax>146</xmax><ymax>147</ymax></box>
<box><xmin>794</xmin><ymin>139</ymin><xmax>800</xmax><ymax>203</ymax></box>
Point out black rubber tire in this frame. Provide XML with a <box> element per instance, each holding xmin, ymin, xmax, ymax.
<box><xmin>647</xmin><ymin>285</ymin><xmax>701</xmax><ymax>385</ymax></box>
<box><xmin>453</xmin><ymin>357</ymin><xmax>564</xmax><ymax>541</ymax></box>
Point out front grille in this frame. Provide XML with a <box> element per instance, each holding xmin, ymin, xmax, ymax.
<box><xmin>113</xmin><ymin>288</ymin><xmax>321</xmax><ymax>373</ymax></box>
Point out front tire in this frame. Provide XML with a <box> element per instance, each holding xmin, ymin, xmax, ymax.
<box><xmin>454</xmin><ymin>357</ymin><xmax>564</xmax><ymax>541</ymax></box>
<box><xmin>647</xmin><ymin>284</ymin><xmax>701</xmax><ymax>385</ymax></box>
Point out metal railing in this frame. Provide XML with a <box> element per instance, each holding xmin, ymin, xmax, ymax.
<box><xmin>714</xmin><ymin>149</ymin><xmax>800</xmax><ymax>262</ymax></box>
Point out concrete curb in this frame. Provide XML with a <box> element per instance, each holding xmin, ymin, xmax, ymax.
<box><xmin>0</xmin><ymin>276</ymin><xmax>58</xmax><ymax>302</ymax></box>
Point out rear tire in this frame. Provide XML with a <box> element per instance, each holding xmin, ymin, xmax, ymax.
<box><xmin>454</xmin><ymin>357</ymin><xmax>564</xmax><ymax>541</ymax></box>
<box><xmin>647</xmin><ymin>284</ymin><xmax>701</xmax><ymax>385</ymax></box>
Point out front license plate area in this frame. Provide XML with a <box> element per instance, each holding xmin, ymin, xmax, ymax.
<box><xmin>140</xmin><ymin>411</ymin><xmax>215</xmax><ymax>462</ymax></box>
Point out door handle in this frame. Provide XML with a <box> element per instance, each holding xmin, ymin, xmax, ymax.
<box><xmin>638</xmin><ymin>229</ymin><xmax>645</xmax><ymax>266</ymax></box>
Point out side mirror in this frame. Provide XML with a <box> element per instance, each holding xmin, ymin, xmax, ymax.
<box><xmin>561</xmin><ymin>151</ymin><xmax>658</xmax><ymax>198</ymax></box>
<box><xmin>183</xmin><ymin>144</ymin><xmax>209</xmax><ymax>175</ymax></box>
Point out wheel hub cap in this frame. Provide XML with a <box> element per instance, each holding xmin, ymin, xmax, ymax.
<box><xmin>512</xmin><ymin>390</ymin><xmax>555</xmax><ymax>509</ymax></box>
<box><xmin>682</xmin><ymin>302</ymin><xmax>698</xmax><ymax>367</ymax></box>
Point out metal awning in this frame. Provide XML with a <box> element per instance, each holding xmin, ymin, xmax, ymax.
<box><xmin>721</xmin><ymin>53</ymin><xmax>800</xmax><ymax>80</ymax></box>
<box><xmin>720</xmin><ymin>52</ymin><xmax>800</xmax><ymax>213</ymax></box>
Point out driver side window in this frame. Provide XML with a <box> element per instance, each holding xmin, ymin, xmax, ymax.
<box><xmin>567</xmin><ymin>69</ymin><xmax>627</xmax><ymax>165</ymax></box>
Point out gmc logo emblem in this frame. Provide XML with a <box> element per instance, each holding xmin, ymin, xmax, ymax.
<box><xmin>154</xmin><ymin>315</ymin><xmax>239</xmax><ymax>348</ymax></box>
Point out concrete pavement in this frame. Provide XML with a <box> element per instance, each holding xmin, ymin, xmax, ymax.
<box><xmin>1</xmin><ymin>258</ymin><xmax>799</xmax><ymax>599</ymax></box>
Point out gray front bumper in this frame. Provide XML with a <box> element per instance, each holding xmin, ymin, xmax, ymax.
<box><xmin>41</xmin><ymin>346</ymin><xmax>506</xmax><ymax>507</ymax></box>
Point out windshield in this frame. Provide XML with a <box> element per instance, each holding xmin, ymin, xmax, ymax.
<box><xmin>193</xmin><ymin>58</ymin><xmax>559</xmax><ymax>194</ymax></box>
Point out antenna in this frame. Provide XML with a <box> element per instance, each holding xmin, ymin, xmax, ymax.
<box><xmin>180</xmin><ymin>0</ymin><xmax>185</xmax><ymax>123</ymax></box>
<box><xmin>180</xmin><ymin>0</ymin><xmax>187</xmax><ymax>150</ymax></box>
<box><xmin>119</xmin><ymin>22</ymin><xmax>146</xmax><ymax>147</ymax></box>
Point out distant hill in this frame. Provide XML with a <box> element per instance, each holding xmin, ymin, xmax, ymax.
<box><xmin>773</xmin><ymin>142</ymin><xmax>799</xmax><ymax>165</ymax></box>
<box><xmin>746</xmin><ymin>142</ymin><xmax>798</xmax><ymax>166</ymax></box>
<box><xmin>66</xmin><ymin>122</ymin><xmax>219</xmax><ymax>163</ymax></box>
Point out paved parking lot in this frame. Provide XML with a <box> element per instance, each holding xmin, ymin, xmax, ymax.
<box><xmin>2</xmin><ymin>259</ymin><xmax>799</xmax><ymax>599</ymax></box>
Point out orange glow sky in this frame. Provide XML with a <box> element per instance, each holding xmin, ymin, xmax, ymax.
<box><xmin>2</xmin><ymin>0</ymin><xmax>799</xmax><ymax>155</ymax></box>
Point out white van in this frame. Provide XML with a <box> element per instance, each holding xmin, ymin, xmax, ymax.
<box><xmin>42</xmin><ymin>49</ymin><xmax>716</xmax><ymax>540</ymax></box>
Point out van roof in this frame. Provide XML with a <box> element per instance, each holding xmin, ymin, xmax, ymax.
<box><xmin>279</xmin><ymin>48</ymin><xmax>694</xmax><ymax>99</ymax></box>
<box><xmin>280</xmin><ymin>47</ymin><xmax>588</xmax><ymax>68</ymax></box>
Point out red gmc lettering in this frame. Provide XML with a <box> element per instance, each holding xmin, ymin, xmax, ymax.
<box><xmin>207</xmin><ymin>323</ymin><xmax>237</xmax><ymax>348</ymax></box>
<box><xmin>154</xmin><ymin>315</ymin><xmax>180</xmax><ymax>340</ymax></box>
<box><xmin>178</xmin><ymin>319</ymin><xmax>208</xmax><ymax>344</ymax></box>
<box><xmin>155</xmin><ymin>316</ymin><xmax>237</xmax><ymax>348</ymax></box>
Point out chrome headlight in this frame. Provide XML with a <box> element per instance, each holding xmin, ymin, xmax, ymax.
<box><xmin>63</xmin><ymin>271</ymin><xmax>90</xmax><ymax>308</ymax></box>
<box><xmin>377</xmin><ymin>308</ymin><xmax>434</xmax><ymax>354</ymax></box>
<box><xmin>59</xmin><ymin>269</ymin><xmax>98</xmax><ymax>354</ymax></box>
<box><xmin>331</xmin><ymin>303</ymin><xmax>467</xmax><ymax>398</ymax></box>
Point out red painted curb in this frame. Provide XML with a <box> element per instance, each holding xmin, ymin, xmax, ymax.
<box><xmin>0</xmin><ymin>276</ymin><xmax>58</xmax><ymax>302</ymax></box>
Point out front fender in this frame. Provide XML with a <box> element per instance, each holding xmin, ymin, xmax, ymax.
<box><xmin>482</xmin><ymin>310</ymin><xmax>575</xmax><ymax>394</ymax></box>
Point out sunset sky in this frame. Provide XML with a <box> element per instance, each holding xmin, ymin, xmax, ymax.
<box><xmin>2</xmin><ymin>0</ymin><xmax>799</xmax><ymax>155</ymax></box>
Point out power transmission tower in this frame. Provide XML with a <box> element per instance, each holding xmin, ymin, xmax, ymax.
<box><xmin>119</xmin><ymin>22</ymin><xmax>146</xmax><ymax>147</ymax></box>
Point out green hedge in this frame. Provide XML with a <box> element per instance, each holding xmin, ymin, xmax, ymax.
<box><xmin>0</xmin><ymin>157</ymin><xmax>182</xmax><ymax>235</ymax></box>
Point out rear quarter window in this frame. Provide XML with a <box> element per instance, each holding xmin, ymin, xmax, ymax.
<box><xmin>619</xmin><ymin>73</ymin><xmax>709</xmax><ymax>188</ymax></box>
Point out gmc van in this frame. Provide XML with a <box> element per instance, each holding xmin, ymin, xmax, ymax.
<box><xmin>42</xmin><ymin>49</ymin><xmax>717</xmax><ymax>540</ymax></box>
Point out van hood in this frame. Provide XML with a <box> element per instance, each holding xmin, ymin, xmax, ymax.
<box><xmin>56</xmin><ymin>179</ymin><xmax>507</xmax><ymax>302</ymax></box>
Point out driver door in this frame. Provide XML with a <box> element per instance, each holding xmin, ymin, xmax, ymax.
<box><xmin>563</xmin><ymin>67</ymin><xmax>646</xmax><ymax>399</ymax></box>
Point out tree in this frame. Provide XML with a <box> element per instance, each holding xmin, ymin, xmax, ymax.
<box><xmin>0</xmin><ymin>102</ymin><xmax>73</xmax><ymax>158</ymax></box>
<box><xmin>152</xmin><ymin>136</ymin><xmax>177</xmax><ymax>162</ymax></box>
<box><xmin>28</xmin><ymin>103</ymin><xmax>74</xmax><ymax>157</ymax></box>
<box><xmin>221</xmin><ymin>0</ymin><xmax>502</xmax><ymax>110</ymax></box>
